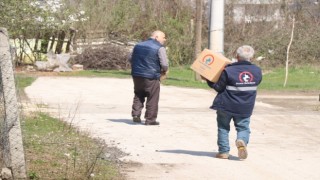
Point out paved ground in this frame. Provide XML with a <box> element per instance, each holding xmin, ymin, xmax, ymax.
<box><xmin>25</xmin><ymin>77</ymin><xmax>320</xmax><ymax>180</ymax></box>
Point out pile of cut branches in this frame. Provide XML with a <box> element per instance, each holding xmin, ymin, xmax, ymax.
<box><xmin>73</xmin><ymin>43</ymin><xmax>130</xmax><ymax>70</ymax></box>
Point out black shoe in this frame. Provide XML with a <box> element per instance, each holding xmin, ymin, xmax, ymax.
<box><xmin>145</xmin><ymin>121</ymin><xmax>160</xmax><ymax>125</ymax></box>
<box><xmin>133</xmin><ymin>116</ymin><xmax>141</xmax><ymax>123</ymax></box>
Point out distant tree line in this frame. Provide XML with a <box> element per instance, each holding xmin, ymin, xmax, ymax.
<box><xmin>0</xmin><ymin>0</ymin><xmax>319</xmax><ymax>68</ymax></box>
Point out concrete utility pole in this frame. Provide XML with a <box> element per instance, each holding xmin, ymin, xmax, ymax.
<box><xmin>208</xmin><ymin>0</ymin><xmax>225</xmax><ymax>53</ymax></box>
<box><xmin>0</xmin><ymin>27</ymin><xmax>27</xmax><ymax>179</ymax></box>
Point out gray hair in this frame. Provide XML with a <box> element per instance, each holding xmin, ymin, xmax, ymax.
<box><xmin>236</xmin><ymin>45</ymin><xmax>255</xmax><ymax>61</ymax></box>
<box><xmin>151</xmin><ymin>30</ymin><xmax>164</xmax><ymax>38</ymax></box>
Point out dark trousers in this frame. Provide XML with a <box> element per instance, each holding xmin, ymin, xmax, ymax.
<box><xmin>132</xmin><ymin>76</ymin><xmax>160</xmax><ymax>122</ymax></box>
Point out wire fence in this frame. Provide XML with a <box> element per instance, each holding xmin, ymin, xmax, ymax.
<box><xmin>0</xmin><ymin>28</ymin><xmax>26</xmax><ymax>179</ymax></box>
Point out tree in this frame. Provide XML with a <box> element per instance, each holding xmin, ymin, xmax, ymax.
<box><xmin>284</xmin><ymin>16</ymin><xmax>295</xmax><ymax>87</ymax></box>
<box><xmin>194</xmin><ymin>0</ymin><xmax>204</xmax><ymax>81</ymax></box>
<box><xmin>0</xmin><ymin>0</ymin><xmax>88</xmax><ymax>63</ymax></box>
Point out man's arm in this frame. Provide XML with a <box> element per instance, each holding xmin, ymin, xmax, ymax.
<box><xmin>158</xmin><ymin>47</ymin><xmax>169</xmax><ymax>72</ymax></box>
<box><xmin>128</xmin><ymin>51</ymin><xmax>133</xmax><ymax>64</ymax></box>
<box><xmin>206</xmin><ymin>71</ymin><xmax>227</xmax><ymax>93</ymax></box>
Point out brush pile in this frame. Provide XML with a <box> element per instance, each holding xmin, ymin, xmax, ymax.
<box><xmin>73</xmin><ymin>43</ymin><xmax>131</xmax><ymax>70</ymax></box>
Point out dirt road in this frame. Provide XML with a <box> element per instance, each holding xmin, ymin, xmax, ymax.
<box><xmin>25</xmin><ymin>77</ymin><xmax>320</xmax><ymax>180</ymax></box>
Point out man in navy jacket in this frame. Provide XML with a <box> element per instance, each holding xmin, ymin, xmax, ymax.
<box><xmin>129</xmin><ymin>30</ymin><xmax>169</xmax><ymax>125</ymax></box>
<box><xmin>206</xmin><ymin>45</ymin><xmax>262</xmax><ymax>160</ymax></box>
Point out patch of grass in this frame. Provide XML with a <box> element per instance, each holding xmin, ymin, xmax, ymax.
<box><xmin>260</xmin><ymin>66</ymin><xmax>320</xmax><ymax>91</ymax></box>
<box><xmin>15</xmin><ymin>72</ymin><xmax>123</xmax><ymax>179</ymax></box>
<box><xmin>58</xmin><ymin>69</ymin><xmax>131</xmax><ymax>78</ymax></box>
<box><xmin>161</xmin><ymin>66</ymin><xmax>208</xmax><ymax>89</ymax></box>
<box><xmin>58</xmin><ymin>66</ymin><xmax>209</xmax><ymax>89</ymax></box>
<box><xmin>165</xmin><ymin>65</ymin><xmax>320</xmax><ymax>91</ymax></box>
<box><xmin>22</xmin><ymin>112</ymin><xmax>122</xmax><ymax>180</ymax></box>
<box><xmin>15</xmin><ymin>74</ymin><xmax>36</xmax><ymax>90</ymax></box>
<box><xmin>50</xmin><ymin>65</ymin><xmax>320</xmax><ymax>91</ymax></box>
<box><xmin>15</xmin><ymin>74</ymin><xmax>37</xmax><ymax>100</ymax></box>
<box><xmin>163</xmin><ymin>66</ymin><xmax>320</xmax><ymax>91</ymax></box>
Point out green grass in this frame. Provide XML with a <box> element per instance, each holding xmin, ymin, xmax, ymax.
<box><xmin>22</xmin><ymin>112</ymin><xmax>122</xmax><ymax>180</ymax></box>
<box><xmin>54</xmin><ymin>65</ymin><xmax>320</xmax><ymax>91</ymax></box>
<box><xmin>56</xmin><ymin>66</ymin><xmax>209</xmax><ymax>89</ymax></box>
<box><xmin>164</xmin><ymin>65</ymin><xmax>320</xmax><ymax>91</ymax></box>
<box><xmin>15</xmin><ymin>73</ymin><xmax>123</xmax><ymax>179</ymax></box>
<box><xmin>173</xmin><ymin>65</ymin><xmax>315</xmax><ymax>91</ymax></box>
<box><xmin>260</xmin><ymin>66</ymin><xmax>320</xmax><ymax>91</ymax></box>
<box><xmin>15</xmin><ymin>74</ymin><xmax>36</xmax><ymax>89</ymax></box>
<box><xmin>58</xmin><ymin>69</ymin><xmax>131</xmax><ymax>78</ymax></box>
<box><xmin>15</xmin><ymin>74</ymin><xmax>37</xmax><ymax>100</ymax></box>
<box><xmin>161</xmin><ymin>66</ymin><xmax>208</xmax><ymax>88</ymax></box>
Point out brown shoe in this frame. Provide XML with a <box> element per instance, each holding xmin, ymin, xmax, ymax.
<box><xmin>215</xmin><ymin>153</ymin><xmax>229</xmax><ymax>159</ymax></box>
<box><xmin>145</xmin><ymin>121</ymin><xmax>160</xmax><ymax>125</ymax></box>
<box><xmin>236</xmin><ymin>139</ymin><xmax>248</xmax><ymax>159</ymax></box>
<box><xmin>132</xmin><ymin>116</ymin><xmax>141</xmax><ymax>123</ymax></box>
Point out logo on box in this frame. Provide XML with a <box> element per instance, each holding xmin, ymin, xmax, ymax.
<box><xmin>202</xmin><ymin>54</ymin><xmax>214</xmax><ymax>65</ymax></box>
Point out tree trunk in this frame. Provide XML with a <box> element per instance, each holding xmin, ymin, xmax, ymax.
<box><xmin>66</xmin><ymin>28</ymin><xmax>76</xmax><ymax>53</ymax></box>
<box><xmin>194</xmin><ymin>0</ymin><xmax>203</xmax><ymax>81</ymax></box>
<box><xmin>55</xmin><ymin>30</ymin><xmax>66</xmax><ymax>54</ymax></box>
<box><xmin>284</xmin><ymin>16</ymin><xmax>295</xmax><ymax>87</ymax></box>
<box><xmin>49</xmin><ymin>32</ymin><xmax>56</xmax><ymax>51</ymax></box>
<box><xmin>41</xmin><ymin>32</ymin><xmax>51</xmax><ymax>54</ymax></box>
<box><xmin>34</xmin><ymin>32</ymin><xmax>40</xmax><ymax>51</ymax></box>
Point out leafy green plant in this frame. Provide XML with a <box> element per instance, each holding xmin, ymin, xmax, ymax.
<box><xmin>28</xmin><ymin>171</ymin><xmax>39</xmax><ymax>180</ymax></box>
<box><xmin>108</xmin><ymin>0</ymin><xmax>140</xmax><ymax>36</ymax></box>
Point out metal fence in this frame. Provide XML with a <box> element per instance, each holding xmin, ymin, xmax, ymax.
<box><xmin>0</xmin><ymin>28</ymin><xmax>26</xmax><ymax>179</ymax></box>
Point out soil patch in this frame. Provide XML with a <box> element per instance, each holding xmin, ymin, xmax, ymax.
<box><xmin>258</xmin><ymin>90</ymin><xmax>320</xmax><ymax>111</ymax></box>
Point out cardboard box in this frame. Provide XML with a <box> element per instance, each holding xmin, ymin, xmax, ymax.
<box><xmin>191</xmin><ymin>49</ymin><xmax>231</xmax><ymax>82</ymax></box>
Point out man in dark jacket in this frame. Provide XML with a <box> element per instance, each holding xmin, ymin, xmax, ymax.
<box><xmin>206</xmin><ymin>45</ymin><xmax>262</xmax><ymax>160</ymax></box>
<box><xmin>129</xmin><ymin>30</ymin><xmax>169</xmax><ymax>125</ymax></box>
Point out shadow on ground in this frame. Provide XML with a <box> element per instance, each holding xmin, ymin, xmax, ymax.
<box><xmin>108</xmin><ymin>119</ymin><xmax>144</xmax><ymax>125</ymax></box>
<box><xmin>157</xmin><ymin>150</ymin><xmax>241</xmax><ymax>161</ymax></box>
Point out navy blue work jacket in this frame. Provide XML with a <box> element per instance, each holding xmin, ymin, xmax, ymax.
<box><xmin>207</xmin><ymin>61</ymin><xmax>262</xmax><ymax>117</ymax></box>
<box><xmin>131</xmin><ymin>38</ymin><xmax>163</xmax><ymax>79</ymax></box>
